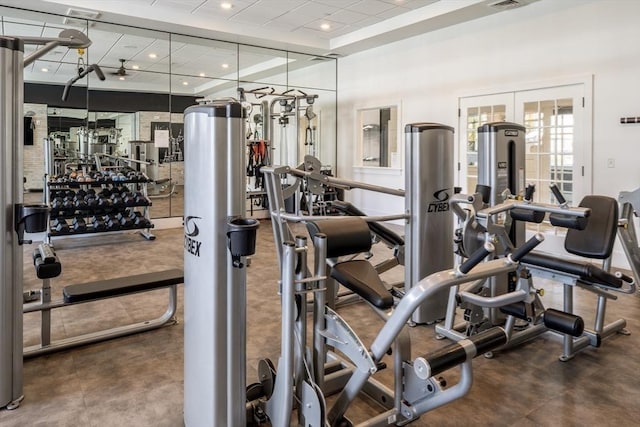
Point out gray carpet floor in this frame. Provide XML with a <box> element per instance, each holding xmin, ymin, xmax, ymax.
<box><xmin>1</xmin><ymin>222</ymin><xmax>639</xmax><ymax>426</ymax></box>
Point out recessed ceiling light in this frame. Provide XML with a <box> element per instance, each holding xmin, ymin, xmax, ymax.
<box><xmin>41</xmin><ymin>67</ymin><xmax>49</xmax><ymax>72</ymax></box>
<box><xmin>148</xmin><ymin>53</ymin><xmax>157</xmax><ymax>59</ymax></box>
<box><xmin>199</xmin><ymin>72</ymin><xmax>205</xmax><ymax>77</ymax></box>
<box><xmin>221</xmin><ymin>2</ymin><xmax>232</xmax><ymax>10</ymax></box>
<box><xmin>221</xmin><ymin>63</ymin><xmax>229</xmax><ymax>69</ymax></box>
<box><xmin>132</xmin><ymin>65</ymin><xmax>140</xmax><ymax>70</ymax></box>
<box><xmin>119</xmin><ymin>76</ymin><xmax>125</xmax><ymax>81</ymax></box>
<box><xmin>320</xmin><ymin>23</ymin><xmax>331</xmax><ymax>31</ymax></box>
<box><xmin>182</xmin><ymin>81</ymin><xmax>189</xmax><ymax>86</ymax></box>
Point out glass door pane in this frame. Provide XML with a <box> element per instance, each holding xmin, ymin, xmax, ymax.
<box><xmin>515</xmin><ymin>84</ymin><xmax>587</xmax><ymax>248</ymax></box>
<box><xmin>459</xmin><ymin>93</ymin><xmax>512</xmax><ymax>192</ymax></box>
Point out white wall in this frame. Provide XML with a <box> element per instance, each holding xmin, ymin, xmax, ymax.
<box><xmin>337</xmin><ymin>0</ymin><xmax>640</xmax><ymax>266</ymax></box>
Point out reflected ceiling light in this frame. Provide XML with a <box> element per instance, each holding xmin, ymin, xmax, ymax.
<box><xmin>148</xmin><ymin>53</ymin><xmax>157</xmax><ymax>59</ymax></box>
<box><xmin>182</xmin><ymin>81</ymin><xmax>189</xmax><ymax>86</ymax></box>
<box><xmin>221</xmin><ymin>63</ymin><xmax>229</xmax><ymax>69</ymax></box>
<box><xmin>221</xmin><ymin>2</ymin><xmax>232</xmax><ymax>10</ymax></box>
<box><xmin>41</xmin><ymin>67</ymin><xmax>49</xmax><ymax>72</ymax></box>
<box><xmin>119</xmin><ymin>76</ymin><xmax>125</xmax><ymax>80</ymax></box>
<box><xmin>132</xmin><ymin>65</ymin><xmax>140</xmax><ymax>70</ymax></box>
<box><xmin>199</xmin><ymin>72</ymin><xmax>206</xmax><ymax>77</ymax></box>
<box><xmin>320</xmin><ymin>23</ymin><xmax>331</xmax><ymax>31</ymax></box>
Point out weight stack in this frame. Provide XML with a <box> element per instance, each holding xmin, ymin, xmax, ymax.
<box><xmin>478</xmin><ymin>122</ymin><xmax>526</xmax><ymax>323</ymax></box>
<box><xmin>404</xmin><ymin>123</ymin><xmax>454</xmax><ymax>324</ymax></box>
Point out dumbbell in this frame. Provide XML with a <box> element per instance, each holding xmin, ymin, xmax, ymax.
<box><xmin>75</xmin><ymin>198</ymin><xmax>88</xmax><ymax>210</ymax></box>
<box><xmin>90</xmin><ymin>215</ymin><xmax>106</xmax><ymax>231</ymax></box>
<box><xmin>86</xmin><ymin>188</ymin><xmax>96</xmax><ymax>197</ymax></box>
<box><xmin>117</xmin><ymin>212</ymin><xmax>134</xmax><ymax>228</ymax></box>
<box><xmin>65</xmin><ymin>190</ymin><xmax>76</xmax><ymax>199</ymax></box>
<box><xmin>62</xmin><ymin>199</ymin><xmax>75</xmax><ymax>213</ymax></box>
<box><xmin>52</xmin><ymin>218</ymin><xmax>69</xmax><ymax>233</ymax></box>
<box><xmin>133</xmin><ymin>192</ymin><xmax>148</xmax><ymax>205</ymax></box>
<box><xmin>122</xmin><ymin>192</ymin><xmax>137</xmax><ymax>206</ymax></box>
<box><xmin>100</xmin><ymin>188</ymin><xmax>112</xmax><ymax>198</ymax></box>
<box><xmin>85</xmin><ymin>196</ymin><xmax>98</xmax><ymax>208</ymax></box>
<box><xmin>137</xmin><ymin>218</ymin><xmax>152</xmax><ymax>228</ymax></box>
<box><xmin>97</xmin><ymin>196</ymin><xmax>112</xmax><ymax>209</ymax></box>
<box><xmin>75</xmin><ymin>189</ymin><xmax>87</xmax><ymax>200</ymax></box>
<box><xmin>110</xmin><ymin>194</ymin><xmax>124</xmax><ymax>208</ymax></box>
<box><xmin>105</xmin><ymin>215</ymin><xmax>120</xmax><ymax>231</ymax></box>
<box><xmin>72</xmin><ymin>217</ymin><xmax>87</xmax><ymax>232</ymax></box>
<box><xmin>51</xmin><ymin>197</ymin><xmax>64</xmax><ymax>211</ymax></box>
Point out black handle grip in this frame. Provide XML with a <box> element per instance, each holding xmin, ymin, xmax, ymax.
<box><xmin>510</xmin><ymin>233</ymin><xmax>545</xmax><ymax>262</ymax></box>
<box><xmin>459</xmin><ymin>242</ymin><xmax>494</xmax><ymax>274</ymax></box>
<box><xmin>549</xmin><ymin>184</ymin><xmax>566</xmax><ymax>205</ymax></box>
<box><xmin>475</xmin><ymin>184</ymin><xmax>491</xmax><ymax>204</ymax></box>
<box><xmin>615</xmin><ymin>271</ymin><xmax>634</xmax><ymax>283</ymax></box>
<box><xmin>524</xmin><ymin>184</ymin><xmax>535</xmax><ymax>202</ymax></box>
<box><xmin>90</xmin><ymin>64</ymin><xmax>106</xmax><ymax>81</ymax></box>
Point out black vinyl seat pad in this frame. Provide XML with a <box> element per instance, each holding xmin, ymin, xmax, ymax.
<box><xmin>521</xmin><ymin>252</ymin><xmax>622</xmax><ymax>289</ymax></box>
<box><xmin>331</xmin><ymin>200</ymin><xmax>405</xmax><ymax>248</ymax></box>
<box><xmin>63</xmin><ymin>269</ymin><xmax>184</xmax><ymax>303</ymax></box>
<box><xmin>331</xmin><ymin>260</ymin><xmax>394</xmax><ymax>310</ymax></box>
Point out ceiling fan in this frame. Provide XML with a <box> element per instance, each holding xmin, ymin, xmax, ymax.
<box><xmin>110</xmin><ymin>59</ymin><xmax>128</xmax><ymax>76</ymax></box>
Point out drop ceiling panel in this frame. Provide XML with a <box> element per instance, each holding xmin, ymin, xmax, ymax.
<box><xmin>287</xmin><ymin>1</ymin><xmax>340</xmax><ymax>20</ymax></box>
<box><xmin>346</xmin><ymin>0</ymin><xmax>397</xmax><ymax>15</ymax></box>
<box><xmin>312</xmin><ymin>0</ymin><xmax>361</xmax><ymax>7</ymax></box>
<box><xmin>325</xmin><ymin>9</ymin><xmax>369</xmax><ymax>25</ymax></box>
<box><xmin>229</xmin><ymin>1</ymin><xmax>302</xmax><ymax>24</ymax></box>
<box><xmin>389</xmin><ymin>0</ymin><xmax>439</xmax><ymax>9</ymax></box>
<box><xmin>153</xmin><ymin>0</ymin><xmax>207</xmax><ymax>12</ymax></box>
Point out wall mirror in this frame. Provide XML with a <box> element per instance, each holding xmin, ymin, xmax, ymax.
<box><xmin>357</xmin><ymin>106</ymin><xmax>399</xmax><ymax>168</ymax></box>
<box><xmin>2</xmin><ymin>4</ymin><xmax>337</xmax><ymax>221</ymax></box>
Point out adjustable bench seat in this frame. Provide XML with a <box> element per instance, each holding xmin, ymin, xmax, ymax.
<box><xmin>307</xmin><ymin>217</ymin><xmax>394</xmax><ymax>310</ymax></box>
<box><xmin>63</xmin><ymin>269</ymin><xmax>184</xmax><ymax>303</ymax></box>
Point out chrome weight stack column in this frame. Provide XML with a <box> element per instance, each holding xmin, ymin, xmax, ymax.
<box><xmin>404</xmin><ymin>123</ymin><xmax>454</xmax><ymax>324</ymax></box>
<box><xmin>183</xmin><ymin>101</ymin><xmax>250</xmax><ymax>426</ymax></box>
<box><xmin>477</xmin><ymin>122</ymin><xmax>526</xmax><ymax>322</ymax></box>
<box><xmin>0</xmin><ymin>37</ymin><xmax>24</xmax><ymax>410</ymax></box>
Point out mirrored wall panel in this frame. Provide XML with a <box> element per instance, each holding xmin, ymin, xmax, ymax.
<box><xmin>1</xmin><ymin>5</ymin><xmax>337</xmax><ymax>220</ymax></box>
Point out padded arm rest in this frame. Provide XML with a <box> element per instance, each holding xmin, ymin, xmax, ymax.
<box><xmin>63</xmin><ymin>269</ymin><xmax>184</xmax><ymax>303</ymax></box>
<box><xmin>331</xmin><ymin>200</ymin><xmax>405</xmax><ymax>248</ymax></box>
<box><xmin>331</xmin><ymin>260</ymin><xmax>394</xmax><ymax>310</ymax></box>
<box><xmin>306</xmin><ymin>217</ymin><xmax>372</xmax><ymax>258</ymax></box>
<box><xmin>510</xmin><ymin>208</ymin><xmax>545</xmax><ymax>224</ymax></box>
<box><xmin>521</xmin><ymin>252</ymin><xmax>622</xmax><ymax>289</ymax></box>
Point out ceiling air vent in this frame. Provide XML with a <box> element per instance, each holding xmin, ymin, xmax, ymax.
<box><xmin>489</xmin><ymin>0</ymin><xmax>528</xmax><ymax>10</ymax></box>
<box><xmin>63</xmin><ymin>8</ymin><xmax>101</xmax><ymax>27</ymax></box>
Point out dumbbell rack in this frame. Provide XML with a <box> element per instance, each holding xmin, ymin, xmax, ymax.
<box><xmin>45</xmin><ymin>173</ymin><xmax>155</xmax><ymax>242</ymax></box>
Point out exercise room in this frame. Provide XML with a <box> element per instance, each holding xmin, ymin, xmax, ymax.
<box><xmin>1</xmin><ymin>0</ymin><xmax>639</xmax><ymax>425</ymax></box>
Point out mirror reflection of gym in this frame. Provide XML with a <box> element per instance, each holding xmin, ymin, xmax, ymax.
<box><xmin>358</xmin><ymin>106</ymin><xmax>399</xmax><ymax>168</ymax></box>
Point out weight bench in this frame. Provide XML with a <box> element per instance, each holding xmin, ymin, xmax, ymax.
<box><xmin>519</xmin><ymin>195</ymin><xmax>635</xmax><ymax>360</ymax></box>
<box><xmin>24</xmin><ymin>246</ymin><xmax>183</xmax><ymax>357</ymax></box>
